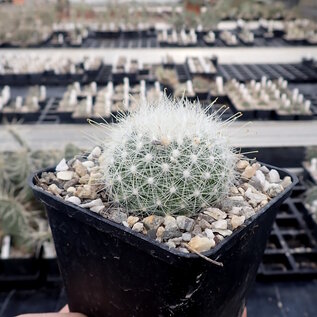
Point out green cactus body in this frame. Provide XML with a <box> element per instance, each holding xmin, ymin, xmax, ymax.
<box><xmin>98</xmin><ymin>96</ymin><xmax>238</xmax><ymax>216</ymax></box>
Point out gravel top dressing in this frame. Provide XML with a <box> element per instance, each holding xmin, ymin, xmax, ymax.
<box><xmin>37</xmin><ymin>148</ymin><xmax>292</xmax><ymax>255</ymax></box>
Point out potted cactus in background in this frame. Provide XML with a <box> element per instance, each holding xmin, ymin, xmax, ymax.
<box><xmin>30</xmin><ymin>96</ymin><xmax>296</xmax><ymax>317</ymax></box>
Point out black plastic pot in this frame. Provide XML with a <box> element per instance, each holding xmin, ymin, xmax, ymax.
<box><xmin>29</xmin><ymin>164</ymin><xmax>297</xmax><ymax>317</ymax></box>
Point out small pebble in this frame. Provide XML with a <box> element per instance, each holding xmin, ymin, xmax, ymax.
<box><xmin>66</xmin><ymin>186</ymin><xmax>76</xmax><ymax>194</ymax></box>
<box><xmin>192</xmin><ymin>225</ymin><xmax>202</xmax><ymax>236</ymax></box>
<box><xmin>241</xmin><ymin>207</ymin><xmax>256</xmax><ymax>219</ymax></box>
<box><xmin>65</xmin><ymin>196</ymin><xmax>81</xmax><ymax>206</ymax></box>
<box><xmin>127</xmin><ymin>216</ymin><xmax>139</xmax><ymax>227</ymax></box>
<box><xmin>204</xmin><ymin>207</ymin><xmax>226</xmax><ymax>220</ymax></box>
<box><xmin>231</xmin><ymin>215</ymin><xmax>245</xmax><ymax>230</ymax></box>
<box><xmin>204</xmin><ymin>228</ymin><xmax>215</xmax><ymax>239</ymax></box>
<box><xmin>132</xmin><ymin>222</ymin><xmax>144</xmax><ymax>233</ymax></box>
<box><xmin>198</xmin><ymin>218</ymin><xmax>212</xmax><ymax>229</ymax></box>
<box><xmin>162</xmin><ymin>228</ymin><xmax>182</xmax><ymax>240</ymax></box>
<box><xmin>245</xmin><ymin>188</ymin><xmax>267</xmax><ymax>204</ymax></box>
<box><xmin>89</xmin><ymin>147</ymin><xmax>101</xmax><ymax>159</ymax></box>
<box><xmin>79</xmin><ymin>175</ymin><xmax>90</xmax><ymax>184</ymax></box>
<box><xmin>178</xmin><ymin>247</ymin><xmax>189</xmax><ymax>253</ymax></box>
<box><xmin>266</xmin><ymin>184</ymin><xmax>284</xmax><ymax>198</ymax></box>
<box><xmin>281</xmin><ymin>176</ymin><xmax>292</xmax><ymax>188</ymax></box>
<box><xmin>255</xmin><ymin>170</ymin><xmax>266</xmax><ymax>186</ymax></box>
<box><xmin>147</xmin><ymin>229</ymin><xmax>157</xmax><ymax>240</ymax></box>
<box><xmin>156</xmin><ymin>226</ymin><xmax>165</xmax><ymax>239</ymax></box>
<box><xmin>236</xmin><ymin>160</ymin><xmax>249</xmax><ymax>170</ymax></box>
<box><xmin>143</xmin><ymin>215</ymin><xmax>164</xmax><ymax>230</ymax></box>
<box><xmin>212</xmin><ymin>229</ymin><xmax>233</xmax><ymax>237</ymax></box>
<box><xmin>211</xmin><ymin>219</ymin><xmax>227</xmax><ymax>230</ymax></box>
<box><xmin>90</xmin><ymin>205</ymin><xmax>105</xmax><ymax>213</ymax></box>
<box><xmin>73</xmin><ymin>160</ymin><xmax>88</xmax><ymax>177</ymax></box>
<box><xmin>80</xmin><ymin>198</ymin><xmax>103</xmax><ymax>208</ymax></box>
<box><xmin>57</xmin><ymin>171</ymin><xmax>74</xmax><ymax>181</ymax></box>
<box><xmin>64</xmin><ymin>178</ymin><xmax>79</xmax><ymax>190</ymax></box>
<box><xmin>82</xmin><ymin>161</ymin><xmax>94</xmax><ymax>168</ymax></box>
<box><xmin>164</xmin><ymin>215</ymin><xmax>178</xmax><ymax>230</ymax></box>
<box><xmin>267</xmin><ymin>169</ymin><xmax>280</xmax><ymax>183</ymax></box>
<box><xmin>56</xmin><ymin>158</ymin><xmax>69</xmax><ymax>172</ymax></box>
<box><xmin>182</xmin><ymin>232</ymin><xmax>192</xmax><ymax>242</ymax></box>
<box><xmin>165</xmin><ymin>241</ymin><xmax>176</xmax><ymax>249</ymax></box>
<box><xmin>48</xmin><ymin>184</ymin><xmax>62</xmax><ymax>195</ymax></box>
<box><xmin>188</xmin><ymin>236</ymin><xmax>215</xmax><ymax>253</ymax></box>
<box><xmin>76</xmin><ymin>185</ymin><xmax>96</xmax><ymax>199</ymax></box>
<box><xmin>122</xmin><ymin>221</ymin><xmax>129</xmax><ymax>228</ymax></box>
<box><xmin>108</xmin><ymin>210</ymin><xmax>128</xmax><ymax>224</ymax></box>
<box><xmin>260</xmin><ymin>166</ymin><xmax>270</xmax><ymax>174</ymax></box>
<box><xmin>229</xmin><ymin>206</ymin><xmax>243</xmax><ymax>215</ymax></box>
<box><xmin>176</xmin><ymin>216</ymin><xmax>195</xmax><ymax>232</ymax></box>
<box><xmin>242</xmin><ymin>165</ymin><xmax>256</xmax><ymax>179</ymax></box>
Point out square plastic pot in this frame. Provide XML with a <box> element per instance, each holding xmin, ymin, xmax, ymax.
<box><xmin>29</xmin><ymin>164</ymin><xmax>297</xmax><ymax>317</ymax></box>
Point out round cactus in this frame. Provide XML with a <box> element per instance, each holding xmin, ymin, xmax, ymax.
<box><xmin>97</xmin><ymin>96</ymin><xmax>238</xmax><ymax>216</ymax></box>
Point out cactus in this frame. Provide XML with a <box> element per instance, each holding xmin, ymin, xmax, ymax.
<box><xmin>96</xmin><ymin>95</ymin><xmax>238</xmax><ymax>216</ymax></box>
<box><xmin>0</xmin><ymin>127</ymin><xmax>81</xmax><ymax>252</ymax></box>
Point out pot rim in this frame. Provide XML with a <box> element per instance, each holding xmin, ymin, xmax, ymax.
<box><xmin>29</xmin><ymin>163</ymin><xmax>298</xmax><ymax>260</ymax></box>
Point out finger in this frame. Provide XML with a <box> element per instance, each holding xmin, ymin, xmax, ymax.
<box><xmin>59</xmin><ymin>305</ymin><xmax>69</xmax><ymax>313</ymax></box>
<box><xmin>242</xmin><ymin>307</ymin><xmax>247</xmax><ymax>317</ymax></box>
<box><xmin>17</xmin><ymin>313</ymin><xmax>87</xmax><ymax>317</ymax></box>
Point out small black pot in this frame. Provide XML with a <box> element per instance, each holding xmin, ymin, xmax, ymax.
<box><xmin>29</xmin><ymin>165</ymin><xmax>297</xmax><ymax>317</ymax></box>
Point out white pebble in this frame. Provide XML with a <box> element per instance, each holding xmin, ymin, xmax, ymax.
<box><xmin>80</xmin><ymin>198</ymin><xmax>103</xmax><ymax>208</ymax></box>
<box><xmin>57</xmin><ymin>171</ymin><xmax>74</xmax><ymax>181</ymax></box>
<box><xmin>281</xmin><ymin>176</ymin><xmax>292</xmax><ymax>189</ymax></box>
<box><xmin>268</xmin><ymin>169</ymin><xmax>281</xmax><ymax>183</ymax></box>
<box><xmin>56</xmin><ymin>158</ymin><xmax>69</xmax><ymax>172</ymax></box>
<box><xmin>82</xmin><ymin>161</ymin><xmax>95</xmax><ymax>168</ymax></box>
<box><xmin>204</xmin><ymin>207</ymin><xmax>227</xmax><ymax>220</ymax></box>
<box><xmin>66</xmin><ymin>196</ymin><xmax>81</xmax><ymax>205</ymax></box>
<box><xmin>211</xmin><ymin>219</ymin><xmax>228</xmax><ymax>230</ymax></box>
<box><xmin>90</xmin><ymin>205</ymin><xmax>104</xmax><ymax>213</ymax></box>
<box><xmin>66</xmin><ymin>186</ymin><xmax>76</xmax><ymax>194</ymax></box>
<box><xmin>182</xmin><ymin>232</ymin><xmax>192</xmax><ymax>242</ymax></box>
<box><xmin>245</xmin><ymin>188</ymin><xmax>267</xmax><ymax>204</ymax></box>
<box><xmin>213</xmin><ymin>229</ymin><xmax>233</xmax><ymax>237</ymax></box>
<box><xmin>132</xmin><ymin>222</ymin><xmax>144</xmax><ymax>232</ymax></box>
<box><xmin>204</xmin><ymin>228</ymin><xmax>215</xmax><ymax>239</ymax></box>
<box><xmin>255</xmin><ymin>170</ymin><xmax>266</xmax><ymax>186</ymax></box>
<box><xmin>90</xmin><ymin>146</ymin><xmax>101</xmax><ymax>159</ymax></box>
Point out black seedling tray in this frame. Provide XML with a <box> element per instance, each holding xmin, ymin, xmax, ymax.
<box><xmin>258</xmin><ymin>196</ymin><xmax>317</xmax><ymax>280</ymax></box>
<box><xmin>216</xmin><ymin>63</ymin><xmax>317</xmax><ymax>83</ymax></box>
<box><xmin>1</xmin><ymin>61</ymin><xmax>316</xmax><ymax>87</ymax></box>
<box><xmin>0</xmin><ymin>245</ymin><xmax>43</xmax><ymax>291</ymax></box>
<box><xmin>3</xmin><ymin>27</ymin><xmax>317</xmax><ymax>49</ymax></box>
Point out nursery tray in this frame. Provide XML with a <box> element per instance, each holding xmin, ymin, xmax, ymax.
<box><xmin>0</xmin><ymin>246</ymin><xmax>43</xmax><ymax>291</ymax></box>
<box><xmin>258</xmin><ymin>197</ymin><xmax>317</xmax><ymax>280</ymax></box>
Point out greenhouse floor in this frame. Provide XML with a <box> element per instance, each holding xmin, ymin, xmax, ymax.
<box><xmin>1</xmin><ymin>281</ymin><xmax>317</xmax><ymax>317</ymax></box>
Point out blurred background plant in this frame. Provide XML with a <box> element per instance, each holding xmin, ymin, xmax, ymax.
<box><xmin>0</xmin><ymin>125</ymin><xmax>81</xmax><ymax>256</ymax></box>
<box><xmin>305</xmin><ymin>186</ymin><xmax>317</xmax><ymax>223</ymax></box>
<box><xmin>305</xmin><ymin>146</ymin><xmax>317</xmax><ymax>161</ymax></box>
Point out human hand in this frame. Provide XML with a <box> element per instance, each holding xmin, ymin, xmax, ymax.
<box><xmin>16</xmin><ymin>305</ymin><xmax>86</xmax><ymax>317</ymax></box>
